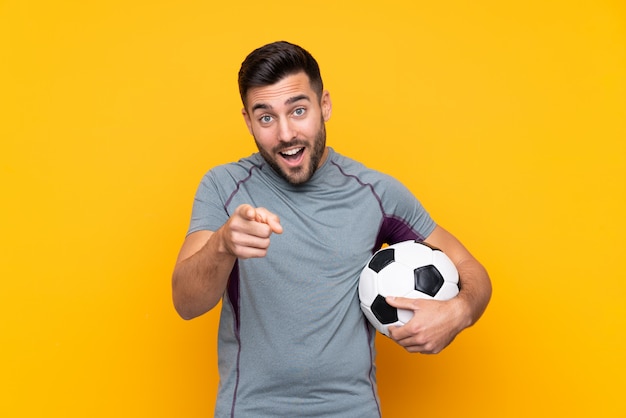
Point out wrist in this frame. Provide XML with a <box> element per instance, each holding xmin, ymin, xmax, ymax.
<box><xmin>208</xmin><ymin>227</ymin><xmax>235</xmax><ymax>259</ymax></box>
<box><xmin>450</xmin><ymin>295</ymin><xmax>474</xmax><ymax>332</ymax></box>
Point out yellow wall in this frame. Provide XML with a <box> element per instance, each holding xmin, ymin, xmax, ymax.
<box><xmin>1</xmin><ymin>1</ymin><xmax>624</xmax><ymax>416</ymax></box>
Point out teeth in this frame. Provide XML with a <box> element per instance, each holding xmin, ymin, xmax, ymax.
<box><xmin>281</xmin><ymin>148</ymin><xmax>302</xmax><ymax>156</ymax></box>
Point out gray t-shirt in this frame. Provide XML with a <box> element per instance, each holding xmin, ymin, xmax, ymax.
<box><xmin>189</xmin><ymin>148</ymin><xmax>436</xmax><ymax>417</ymax></box>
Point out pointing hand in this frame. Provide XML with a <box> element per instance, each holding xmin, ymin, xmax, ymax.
<box><xmin>220</xmin><ymin>204</ymin><xmax>283</xmax><ymax>259</ymax></box>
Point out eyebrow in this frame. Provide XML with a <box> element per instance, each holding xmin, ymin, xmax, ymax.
<box><xmin>251</xmin><ymin>94</ymin><xmax>311</xmax><ymax>112</ymax></box>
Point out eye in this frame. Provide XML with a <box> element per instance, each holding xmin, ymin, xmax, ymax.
<box><xmin>259</xmin><ymin>115</ymin><xmax>273</xmax><ymax>124</ymax></box>
<box><xmin>293</xmin><ymin>107</ymin><xmax>306</xmax><ymax>117</ymax></box>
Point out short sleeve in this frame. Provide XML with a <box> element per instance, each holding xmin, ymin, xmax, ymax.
<box><xmin>376</xmin><ymin>174</ymin><xmax>436</xmax><ymax>243</ymax></box>
<box><xmin>187</xmin><ymin>171</ymin><xmax>231</xmax><ymax>235</ymax></box>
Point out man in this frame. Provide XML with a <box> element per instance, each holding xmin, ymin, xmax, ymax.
<box><xmin>172</xmin><ymin>41</ymin><xmax>491</xmax><ymax>417</ymax></box>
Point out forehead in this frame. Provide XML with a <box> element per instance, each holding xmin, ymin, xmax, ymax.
<box><xmin>245</xmin><ymin>72</ymin><xmax>316</xmax><ymax>111</ymax></box>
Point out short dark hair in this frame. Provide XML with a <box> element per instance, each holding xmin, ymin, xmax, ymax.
<box><xmin>238</xmin><ymin>41</ymin><xmax>324</xmax><ymax>106</ymax></box>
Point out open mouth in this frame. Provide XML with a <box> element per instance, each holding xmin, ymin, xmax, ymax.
<box><xmin>279</xmin><ymin>147</ymin><xmax>305</xmax><ymax>163</ymax></box>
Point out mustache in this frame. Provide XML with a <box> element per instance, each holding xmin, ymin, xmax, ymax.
<box><xmin>272</xmin><ymin>139</ymin><xmax>308</xmax><ymax>154</ymax></box>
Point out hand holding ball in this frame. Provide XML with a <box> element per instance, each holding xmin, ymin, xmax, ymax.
<box><xmin>359</xmin><ymin>240</ymin><xmax>459</xmax><ymax>336</ymax></box>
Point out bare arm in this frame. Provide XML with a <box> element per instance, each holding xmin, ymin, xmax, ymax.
<box><xmin>172</xmin><ymin>204</ymin><xmax>283</xmax><ymax>320</ymax></box>
<box><xmin>425</xmin><ymin>225</ymin><xmax>492</xmax><ymax>328</ymax></box>
<box><xmin>387</xmin><ymin>225</ymin><xmax>492</xmax><ymax>353</ymax></box>
<box><xmin>172</xmin><ymin>229</ymin><xmax>234</xmax><ymax>320</ymax></box>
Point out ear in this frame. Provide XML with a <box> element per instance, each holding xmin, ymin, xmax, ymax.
<box><xmin>242</xmin><ymin>108</ymin><xmax>254</xmax><ymax>135</ymax></box>
<box><xmin>321</xmin><ymin>90</ymin><xmax>332</xmax><ymax>122</ymax></box>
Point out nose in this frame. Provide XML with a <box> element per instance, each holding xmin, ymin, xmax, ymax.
<box><xmin>277</xmin><ymin>118</ymin><xmax>297</xmax><ymax>142</ymax></box>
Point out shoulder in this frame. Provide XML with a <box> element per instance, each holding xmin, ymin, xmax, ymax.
<box><xmin>192</xmin><ymin>153</ymin><xmax>268</xmax><ymax>204</ymax></box>
<box><xmin>327</xmin><ymin>149</ymin><xmax>403</xmax><ymax>189</ymax></box>
<box><xmin>200</xmin><ymin>153</ymin><xmax>265</xmax><ymax>185</ymax></box>
<box><xmin>329</xmin><ymin>150</ymin><xmax>426</xmax><ymax>211</ymax></box>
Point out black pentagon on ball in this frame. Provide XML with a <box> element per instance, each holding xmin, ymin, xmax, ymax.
<box><xmin>414</xmin><ymin>265</ymin><xmax>445</xmax><ymax>297</ymax></box>
<box><xmin>371</xmin><ymin>294</ymin><xmax>398</xmax><ymax>324</ymax></box>
<box><xmin>368</xmin><ymin>248</ymin><xmax>395</xmax><ymax>273</ymax></box>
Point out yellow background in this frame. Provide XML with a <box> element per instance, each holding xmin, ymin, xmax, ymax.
<box><xmin>1</xmin><ymin>0</ymin><xmax>625</xmax><ymax>416</ymax></box>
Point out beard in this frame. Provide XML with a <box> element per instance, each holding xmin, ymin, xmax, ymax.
<box><xmin>255</xmin><ymin>120</ymin><xmax>327</xmax><ymax>186</ymax></box>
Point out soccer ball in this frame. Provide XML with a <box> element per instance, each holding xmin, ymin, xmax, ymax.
<box><xmin>359</xmin><ymin>240</ymin><xmax>460</xmax><ymax>337</ymax></box>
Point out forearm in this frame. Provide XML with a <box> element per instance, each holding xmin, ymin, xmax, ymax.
<box><xmin>453</xmin><ymin>258</ymin><xmax>492</xmax><ymax>330</ymax></box>
<box><xmin>423</xmin><ymin>225</ymin><xmax>492</xmax><ymax>333</ymax></box>
<box><xmin>172</xmin><ymin>204</ymin><xmax>283</xmax><ymax>320</ymax></box>
<box><xmin>172</xmin><ymin>229</ymin><xmax>236</xmax><ymax>320</ymax></box>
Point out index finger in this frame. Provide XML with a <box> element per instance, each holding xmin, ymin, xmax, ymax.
<box><xmin>254</xmin><ymin>207</ymin><xmax>283</xmax><ymax>234</ymax></box>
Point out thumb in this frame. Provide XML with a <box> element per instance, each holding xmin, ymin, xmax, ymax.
<box><xmin>237</xmin><ymin>204</ymin><xmax>257</xmax><ymax>221</ymax></box>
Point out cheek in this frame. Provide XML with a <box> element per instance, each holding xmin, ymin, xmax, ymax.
<box><xmin>299</xmin><ymin>119</ymin><xmax>322</xmax><ymax>138</ymax></box>
<box><xmin>252</xmin><ymin>126</ymin><xmax>276</xmax><ymax>145</ymax></box>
